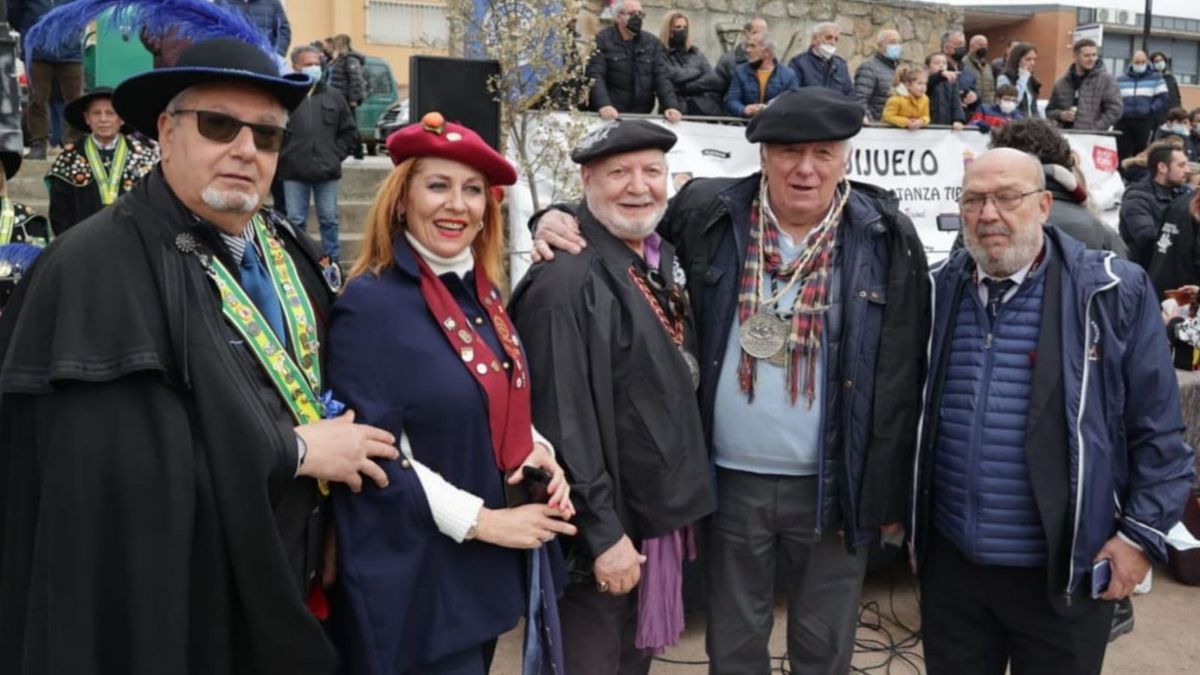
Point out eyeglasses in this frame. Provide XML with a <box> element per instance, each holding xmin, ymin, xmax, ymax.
<box><xmin>959</xmin><ymin>189</ymin><xmax>1042</xmax><ymax>214</ymax></box>
<box><xmin>619</xmin><ymin>9</ymin><xmax>645</xmax><ymax>17</ymax></box>
<box><xmin>170</xmin><ymin>109</ymin><xmax>290</xmax><ymax>153</ymax></box>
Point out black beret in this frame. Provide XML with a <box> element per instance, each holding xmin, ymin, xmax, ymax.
<box><xmin>745</xmin><ymin>89</ymin><xmax>862</xmax><ymax>144</ymax></box>
<box><xmin>570</xmin><ymin>119</ymin><xmax>677</xmax><ymax>165</ymax></box>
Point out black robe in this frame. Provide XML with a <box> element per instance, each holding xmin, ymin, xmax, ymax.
<box><xmin>45</xmin><ymin>134</ymin><xmax>159</xmax><ymax>235</ymax></box>
<box><xmin>1</xmin><ymin>200</ymin><xmax>52</xmax><ymax>246</ymax></box>
<box><xmin>0</xmin><ymin>168</ymin><xmax>337</xmax><ymax>674</ymax></box>
<box><xmin>509</xmin><ymin>204</ymin><xmax>715</xmax><ymax>577</ymax></box>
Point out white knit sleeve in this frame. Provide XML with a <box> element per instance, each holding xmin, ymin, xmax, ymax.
<box><xmin>400</xmin><ymin>432</ymin><xmax>484</xmax><ymax>543</ymax></box>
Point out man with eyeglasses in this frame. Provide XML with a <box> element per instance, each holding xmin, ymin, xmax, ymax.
<box><xmin>0</xmin><ymin>37</ymin><xmax>399</xmax><ymax>674</ymax></box>
<box><xmin>587</xmin><ymin>0</ymin><xmax>683</xmax><ymax>122</ymax></box>
<box><xmin>910</xmin><ymin>148</ymin><xmax>1194</xmax><ymax>674</ymax></box>
<box><xmin>46</xmin><ymin>87</ymin><xmax>159</xmax><ymax>234</ymax></box>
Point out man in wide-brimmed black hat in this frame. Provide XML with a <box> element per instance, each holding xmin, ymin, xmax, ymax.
<box><xmin>0</xmin><ymin>37</ymin><xmax>400</xmax><ymax>675</ymax></box>
<box><xmin>46</xmin><ymin>87</ymin><xmax>159</xmax><ymax>234</ymax></box>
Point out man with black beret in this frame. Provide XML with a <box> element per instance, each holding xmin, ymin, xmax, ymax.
<box><xmin>531</xmin><ymin>89</ymin><xmax>930</xmax><ymax>673</ymax></box>
<box><xmin>0</xmin><ymin>37</ymin><xmax>400</xmax><ymax>674</ymax></box>
<box><xmin>510</xmin><ymin>119</ymin><xmax>715</xmax><ymax>674</ymax></box>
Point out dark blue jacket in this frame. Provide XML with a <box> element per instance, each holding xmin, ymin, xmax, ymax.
<box><xmin>11</xmin><ymin>0</ymin><xmax>83</xmax><ymax>62</ymax></box>
<box><xmin>928</xmin><ymin>70</ymin><xmax>966</xmax><ymax>125</ymax></box>
<box><xmin>1117</xmin><ymin>67</ymin><xmax>1168</xmax><ymax>121</ymax></box>
<box><xmin>725</xmin><ymin>60</ymin><xmax>799</xmax><ymax>116</ymax></box>
<box><xmin>788</xmin><ymin>49</ymin><xmax>853</xmax><ymax>97</ymax></box>
<box><xmin>914</xmin><ymin>228</ymin><xmax>1195</xmax><ymax>600</ymax></box>
<box><xmin>661</xmin><ymin>175</ymin><xmax>930</xmax><ymax>547</ymax></box>
<box><xmin>326</xmin><ymin>237</ymin><xmax>525</xmax><ymax>673</ymax></box>
<box><xmin>215</xmin><ymin>0</ymin><xmax>291</xmax><ymax>56</ymax></box>
<box><xmin>933</xmin><ymin>265</ymin><xmax>1048</xmax><ymax>567</ymax></box>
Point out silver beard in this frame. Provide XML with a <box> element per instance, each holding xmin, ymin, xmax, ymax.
<box><xmin>964</xmin><ymin>222</ymin><xmax>1043</xmax><ymax>277</ymax></box>
<box><xmin>586</xmin><ymin>195</ymin><xmax>666</xmax><ymax>244</ymax></box>
<box><xmin>201</xmin><ymin>185</ymin><xmax>260</xmax><ymax>214</ymax></box>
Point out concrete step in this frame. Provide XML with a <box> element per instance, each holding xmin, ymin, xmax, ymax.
<box><xmin>8</xmin><ymin>154</ymin><xmax>389</xmax><ymax>253</ymax></box>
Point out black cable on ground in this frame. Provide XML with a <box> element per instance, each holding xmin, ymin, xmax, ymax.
<box><xmin>652</xmin><ymin>573</ymin><xmax>925</xmax><ymax>673</ymax></box>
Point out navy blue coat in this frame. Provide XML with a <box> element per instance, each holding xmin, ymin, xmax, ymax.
<box><xmin>914</xmin><ymin>228</ymin><xmax>1195</xmax><ymax>599</ymax></box>
<box><xmin>326</xmin><ymin>237</ymin><xmax>525</xmax><ymax>674</ymax></box>
<box><xmin>725</xmin><ymin>60</ymin><xmax>799</xmax><ymax>116</ymax></box>
<box><xmin>788</xmin><ymin>49</ymin><xmax>854</xmax><ymax>97</ymax></box>
<box><xmin>661</xmin><ymin>175</ymin><xmax>930</xmax><ymax>546</ymax></box>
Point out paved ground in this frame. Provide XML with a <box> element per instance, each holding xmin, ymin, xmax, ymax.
<box><xmin>489</xmin><ymin>564</ymin><xmax>1200</xmax><ymax>674</ymax></box>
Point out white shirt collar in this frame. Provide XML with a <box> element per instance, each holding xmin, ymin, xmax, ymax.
<box><xmin>976</xmin><ymin>253</ymin><xmax>1039</xmax><ymax>305</ymax></box>
<box><xmin>92</xmin><ymin>135</ymin><xmax>120</xmax><ymax>151</ymax></box>
<box><xmin>405</xmin><ymin>231</ymin><xmax>474</xmax><ymax>278</ymax></box>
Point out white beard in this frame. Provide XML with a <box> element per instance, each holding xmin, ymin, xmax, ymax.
<box><xmin>587</xmin><ymin>197</ymin><xmax>666</xmax><ymax>243</ymax></box>
<box><xmin>964</xmin><ymin>222</ymin><xmax>1043</xmax><ymax>277</ymax></box>
<box><xmin>202</xmin><ymin>185</ymin><xmax>260</xmax><ymax>214</ymax></box>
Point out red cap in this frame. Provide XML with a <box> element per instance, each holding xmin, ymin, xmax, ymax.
<box><xmin>387</xmin><ymin>112</ymin><xmax>517</xmax><ymax>187</ymax></box>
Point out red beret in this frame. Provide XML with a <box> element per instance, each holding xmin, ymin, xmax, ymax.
<box><xmin>386</xmin><ymin>112</ymin><xmax>517</xmax><ymax>187</ymax></box>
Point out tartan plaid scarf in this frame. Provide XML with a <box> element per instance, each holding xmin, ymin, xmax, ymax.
<box><xmin>736</xmin><ymin>177</ymin><xmax>850</xmax><ymax>406</ymax></box>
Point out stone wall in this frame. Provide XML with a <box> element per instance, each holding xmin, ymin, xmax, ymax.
<box><xmin>577</xmin><ymin>0</ymin><xmax>963</xmax><ymax>75</ymax></box>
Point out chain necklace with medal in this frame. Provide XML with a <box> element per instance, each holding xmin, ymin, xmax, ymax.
<box><xmin>737</xmin><ymin>185</ymin><xmax>849</xmax><ymax>363</ymax></box>
<box><xmin>628</xmin><ymin>265</ymin><xmax>700</xmax><ymax>390</ymax></box>
<box><xmin>178</xmin><ymin>216</ymin><xmax>330</xmax><ymax>493</ymax></box>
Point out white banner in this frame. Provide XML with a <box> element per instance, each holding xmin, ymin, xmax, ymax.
<box><xmin>507</xmin><ymin>114</ymin><xmax>1124</xmax><ymax>282</ymax></box>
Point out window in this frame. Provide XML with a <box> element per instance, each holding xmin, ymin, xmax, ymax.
<box><xmin>1145</xmin><ymin>36</ymin><xmax>1199</xmax><ymax>86</ymax></box>
<box><xmin>1101</xmin><ymin>32</ymin><xmax>1132</xmax><ymax>77</ymax></box>
<box><xmin>365</xmin><ymin>0</ymin><xmax>449</xmax><ymax>47</ymax></box>
<box><xmin>363</xmin><ymin>62</ymin><xmax>394</xmax><ymax>97</ymax></box>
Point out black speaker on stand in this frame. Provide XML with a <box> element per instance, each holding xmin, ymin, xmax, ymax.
<box><xmin>409</xmin><ymin>55</ymin><xmax>502</xmax><ymax>150</ymax></box>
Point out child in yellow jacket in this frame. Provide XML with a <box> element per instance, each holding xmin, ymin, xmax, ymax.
<box><xmin>882</xmin><ymin>64</ymin><xmax>931</xmax><ymax>130</ymax></box>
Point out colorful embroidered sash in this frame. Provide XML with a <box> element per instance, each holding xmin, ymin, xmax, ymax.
<box><xmin>84</xmin><ymin>135</ymin><xmax>129</xmax><ymax>206</ymax></box>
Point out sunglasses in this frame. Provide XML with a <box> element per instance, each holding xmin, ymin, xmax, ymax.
<box><xmin>170</xmin><ymin>109</ymin><xmax>290</xmax><ymax>152</ymax></box>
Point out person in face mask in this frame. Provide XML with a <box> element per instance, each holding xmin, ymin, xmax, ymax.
<box><xmin>586</xmin><ymin>0</ymin><xmax>683</xmax><ymax>122</ymax></box>
<box><xmin>789</xmin><ymin>21</ymin><xmax>854</xmax><ymax>98</ymax></box>
<box><xmin>853</xmin><ymin>28</ymin><xmax>903</xmax><ymax>122</ymax></box>
<box><xmin>961</xmin><ymin>34</ymin><xmax>995</xmax><ymax>111</ymax></box>
<box><xmin>658</xmin><ymin>12</ymin><xmax>724</xmax><ymax>116</ymax></box>
<box><xmin>1150</xmin><ymin>51</ymin><xmax>1183</xmax><ymax>121</ymax></box>
<box><xmin>995</xmin><ymin>42</ymin><xmax>1042</xmax><ymax>119</ymax></box>
<box><xmin>276</xmin><ymin>44</ymin><xmax>360</xmax><ymax>263</ymax></box>
<box><xmin>968</xmin><ymin>83</ymin><xmax>1024</xmax><ymax>132</ymax></box>
<box><xmin>1117</xmin><ymin>50</ymin><xmax>1170</xmax><ymax>160</ymax></box>
<box><xmin>1155</xmin><ymin>107</ymin><xmax>1199</xmax><ymax>161</ymax></box>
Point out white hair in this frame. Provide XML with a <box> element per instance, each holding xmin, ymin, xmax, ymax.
<box><xmin>811</xmin><ymin>22</ymin><xmax>838</xmax><ymax>41</ymax></box>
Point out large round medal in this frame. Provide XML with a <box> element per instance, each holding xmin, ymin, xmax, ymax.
<box><xmin>738</xmin><ymin>312</ymin><xmax>790</xmax><ymax>359</ymax></box>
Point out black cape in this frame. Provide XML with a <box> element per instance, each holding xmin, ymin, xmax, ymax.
<box><xmin>1</xmin><ymin>200</ymin><xmax>52</xmax><ymax>246</ymax></box>
<box><xmin>0</xmin><ymin>168</ymin><xmax>337</xmax><ymax>674</ymax></box>
<box><xmin>509</xmin><ymin>205</ymin><xmax>715</xmax><ymax>576</ymax></box>
<box><xmin>45</xmin><ymin>134</ymin><xmax>159</xmax><ymax>235</ymax></box>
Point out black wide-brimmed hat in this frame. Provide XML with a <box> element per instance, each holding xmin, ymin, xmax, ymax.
<box><xmin>64</xmin><ymin>87</ymin><xmax>115</xmax><ymax>132</ymax></box>
<box><xmin>1</xmin><ymin>150</ymin><xmax>20</xmax><ymax>179</ymax></box>
<box><xmin>113</xmin><ymin>37</ymin><xmax>312</xmax><ymax>139</ymax></box>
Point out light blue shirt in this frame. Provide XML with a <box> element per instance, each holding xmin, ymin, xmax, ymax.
<box><xmin>712</xmin><ymin>223</ymin><xmax>825</xmax><ymax>476</ymax></box>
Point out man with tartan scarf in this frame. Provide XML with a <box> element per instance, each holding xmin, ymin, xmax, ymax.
<box><xmin>530</xmin><ymin>88</ymin><xmax>930</xmax><ymax>675</ymax></box>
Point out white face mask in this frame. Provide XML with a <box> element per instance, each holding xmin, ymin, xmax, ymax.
<box><xmin>817</xmin><ymin>43</ymin><xmax>837</xmax><ymax>59</ymax></box>
<box><xmin>999</xmin><ymin>100</ymin><xmax>1018</xmax><ymax>114</ymax></box>
<box><xmin>300</xmin><ymin>65</ymin><xmax>323</xmax><ymax>82</ymax></box>
<box><xmin>1132</xmin><ymin>63</ymin><xmax>1148</xmax><ymax>74</ymax></box>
